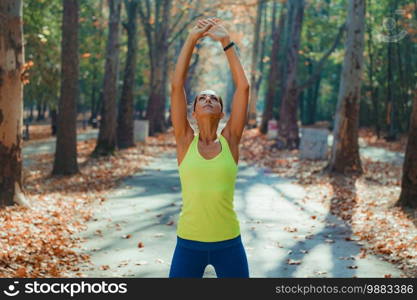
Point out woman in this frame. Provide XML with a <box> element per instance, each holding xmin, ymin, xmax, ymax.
<box><xmin>169</xmin><ymin>17</ymin><xmax>250</xmax><ymax>278</ymax></box>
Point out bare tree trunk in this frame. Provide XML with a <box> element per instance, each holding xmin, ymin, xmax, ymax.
<box><xmin>277</xmin><ymin>0</ymin><xmax>304</xmax><ymax>149</ymax></box>
<box><xmin>52</xmin><ymin>0</ymin><xmax>80</xmax><ymax>175</ymax></box>
<box><xmin>396</xmin><ymin>94</ymin><xmax>417</xmax><ymax>208</ymax></box>
<box><xmin>143</xmin><ymin>0</ymin><xmax>172</xmax><ymax>136</ymax></box>
<box><xmin>396</xmin><ymin>41</ymin><xmax>407</xmax><ymax>133</ymax></box>
<box><xmin>89</xmin><ymin>67</ymin><xmax>98</xmax><ymax>124</ymax></box>
<box><xmin>117</xmin><ymin>0</ymin><xmax>139</xmax><ymax>149</ymax></box>
<box><xmin>310</xmin><ymin>76</ymin><xmax>321</xmax><ymax>124</ymax></box>
<box><xmin>0</xmin><ymin>0</ymin><xmax>30</xmax><ymax>207</ymax></box>
<box><xmin>248</xmin><ymin>0</ymin><xmax>265</xmax><ymax>128</ymax></box>
<box><xmin>367</xmin><ymin>0</ymin><xmax>380</xmax><ymax>138</ymax></box>
<box><xmin>93</xmin><ymin>0</ymin><xmax>122</xmax><ymax>156</ymax></box>
<box><xmin>36</xmin><ymin>99</ymin><xmax>44</xmax><ymax>121</ymax></box>
<box><xmin>253</xmin><ymin>1</ymin><xmax>268</xmax><ymax>120</ymax></box>
<box><xmin>325</xmin><ymin>0</ymin><xmax>366</xmax><ymax>175</ymax></box>
<box><xmin>386</xmin><ymin>39</ymin><xmax>398</xmax><ymax>141</ymax></box>
<box><xmin>50</xmin><ymin>108</ymin><xmax>57</xmax><ymax>135</ymax></box>
<box><xmin>260</xmin><ymin>2</ymin><xmax>283</xmax><ymax>134</ymax></box>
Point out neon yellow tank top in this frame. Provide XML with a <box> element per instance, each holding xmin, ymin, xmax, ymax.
<box><xmin>177</xmin><ymin>131</ymin><xmax>240</xmax><ymax>242</ymax></box>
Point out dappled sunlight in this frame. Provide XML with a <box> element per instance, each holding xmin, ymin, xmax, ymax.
<box><xmin>292</xmin><ymin>244</ymin><xmax>334</xmax><ymax>277</ymax></box>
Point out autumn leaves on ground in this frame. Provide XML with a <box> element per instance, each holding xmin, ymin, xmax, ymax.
<box><xmin>0</xmin><ymin>124</ymin><xmax>415</xmax><ymax>278</ymax></box>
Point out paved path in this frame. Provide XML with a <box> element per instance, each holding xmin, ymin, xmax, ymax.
<box><xmin>22</xmin><ymin>129</ymin><xmax>405</xmax><ymax>167</ymax></box>
<box><xmin>21</xmin><ymin>128</ymin><xmax>405</xmax><ymax>277</ymax></box>
<box><xmin>22</xmin><ymin>129</ymin><xmax>99</xmax><ymax>167</ymax></box>
<box><xmin>329</xmin><ymin>135</ymin><xmax>405</xmax><ymax>166</ymax></box>
<box><xmin>72</xmin><ymin>152</ymin><xmax>404</xmax><ymax>278</ymax></box>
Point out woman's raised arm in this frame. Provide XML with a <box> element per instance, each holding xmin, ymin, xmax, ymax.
<box><xmin>170</xmin><ymin>19</ymin><xmax>217</xmax><ymax>138</ymax></box>
<box><xmin>203</xmin><ymin>20</ymin><xmax>250</xmax><ymax>142</ymax></box>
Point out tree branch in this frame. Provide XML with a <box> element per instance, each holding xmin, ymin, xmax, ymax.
<box><xmin>167</xmin><ymin>6</ymin><xmax>220</xmax><ymax>47</ymax></box>
<box><xmin>297</xmin><ymin>22</ymin><xmax>346</xmax><ymax>91</ymax></box>
<box><xmin>137</xmin><ymin>0</ymin><xmax>153</xmax><ymax>45</ymax></box>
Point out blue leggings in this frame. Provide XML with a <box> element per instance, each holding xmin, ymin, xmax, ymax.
<box><xmin>169</xmin><ymin>235</ymin><xmax>249</xmax><ymax>278</ymax></box>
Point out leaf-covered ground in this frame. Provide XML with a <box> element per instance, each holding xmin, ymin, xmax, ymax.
<box><xmin>358</xmin><ymin>127</ymin><xmax>408</xmax><ymax>153</ymax></box>
<box><xmin>1</xmin><ymin>126</ymin><xmax>415</xmax><ymax>277</ymax></box>
<box><xmin>239</xmin><ymin>128</ymin><xmax>417</xmax><ymax>278</ymax></box>
<box><xmin>0</xmin><ymin>131</ymin><xmax>168</xmax><ymax>277</ymax></box>
<box><xmin>22</xmin><ymin>120</ymin><xmax>91</xmax><ymax>144</ymax></box>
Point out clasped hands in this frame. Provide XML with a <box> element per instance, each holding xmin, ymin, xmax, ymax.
<box><xmin>189</xmin><ymin>17</ymin><xmax>230</xmax><ymax>44</ymax></box>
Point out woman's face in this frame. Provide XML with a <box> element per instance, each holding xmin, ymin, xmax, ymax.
<box><xmin>192</xmin><ymin>93</ymin><xmax>224</xmax><ymax>120</ymax></box>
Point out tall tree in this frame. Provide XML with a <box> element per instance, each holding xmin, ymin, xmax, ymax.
<box><xmin>93</xmin><ymin>0</ymin><xmax>122</xmax><ymax>156</ymax></box>
<box><xmin>117</xmin><ymin>0</ymin><xmax>139</xmax><ymax>149</ymax></box>
<box><xmin>52</xmin><ymin>0</ymin><xmax>80</xmax><ymax>175</ymax></box>
<box><xmin>247</xmin><ymin>0</ymin><xmax>265</xmax><ymax>128</ymax></box>
<box><xmin>0</xmin><ymin>0</ymin><xmax>29</xmax><ymax>207</ymax></box>
<box><xmin>325</xmin><ymin>0</ymin><xmax>366</xmax><ymax>174</ymax></box>
<box><xmin>260</xmin><ymin>1</ymin><xmax>284</xmax><ymax>134</ymax></box>
<box><xmin>277</xmin><ymin>0</ymin><xmax>305</xmax><ymax>149</ymax></box>
<box><xmin>138</xmin><ymin>0</ymin><xmax>173</xmax><ymax>136</ymax></box>
<box><xmin>138</xmin><ymin>0</ymin><xmax>219</xmax><ymax>136</ymax></box>
<box><xmin>366</xmin><ymin>0</ymin><xmax>380</xmax><ymax>138</ymax></box>
<box><xmin>396</xmin><ymin>93</ymin><xmax>417</xmax><ymax>208</ymax></box>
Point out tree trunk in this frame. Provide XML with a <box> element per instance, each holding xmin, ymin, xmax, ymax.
<box><xmin>36</xmin><ymin>99</ymin><xmax>43</xmax><ymax>121</ymax></box>
<box><xmin>248</xmin><ymin>0</ymin><xmax>265</xmax><ymax>128</ymax></box>
<box><xmin>0</xmin><ymin>0</ymin><xmax>30</xmax><ymax>207</ymax></box>
<box><xmin>253</xmin><ymin>2</ymin><xmax>268</xmax><ymax>122</ymax></box>
<box><xmin>396</xmin><ymin>94</ymin><xmax>417</xmax><ymax>208</ymax></box>
<box><xmin>117</xmin><ymin>0</ymin><xmax>139</xmax><ymax>149</ymax></box>
<box><xmin>277</xmin><ymin>0</ymin><xmax>304</xmax><ymax>149</ymax></box>
<box><xmin>42</xmin><ymin>100</ymin><xmax>47</xmax><ymax>119</ymax></box>
<box><xmin>386</xmin><ymin>39</ymin><xmax>398</xmax><ymax>141</ymax></box>
<box><xmin>396</xmin><ymin>41</ymin><xmax>407</xmax><ymax>133</ymax></box>
<box><xmin>260</xmin><ymin>2</ymin><xmax>283</xmax><ymax>134</ymax></box>
<box><xmin>311</xmin><ymin>75</ymin><xmax>321</xmax><ymax>124</ymax></box>
<box><xmin>52</xmin><ymin>0</ymin><xmax>80</xmax><ymax>175</ymax></box>
<box><xmin>305</xmin><ymin>54</ymin><xmax>314</xmax><ymax>125</ymax></box>
<box><xmin>50</xmin><ymin>108</ymin><xmax>57</xmax><ymax>136</ymax></box>
<box><xmin>89</xmin><ymin>67</ymin><xmax>98</xmax><ymax>125</ymax></box>
<box><xmin>325</xmin><ymin>0</ymin><xmax>366</xmax><ymax>175</ymax></box>
<box><xmin>29</xmin><ymin>102</ymin><xmax>34</xmax><ymax>122</ymax></box>
<box><xmin>93</xmin><ymin>0</ymin><xmax>122</xmax><ymax>156</ymax></box>
<box><xmin>366</xmin><ymin>0</ymin><xmax>380</xmax><ymax>138</ymax></box>
<box><xmin>144</xmin><ymin>0</ymin><xmax>172</xmax><ymax>136</ymax></box>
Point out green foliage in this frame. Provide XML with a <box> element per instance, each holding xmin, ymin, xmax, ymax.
<box><xmin>23</xmin><ymin>0</ymin><xmax>62</xmax><ymax>110</ymax></box>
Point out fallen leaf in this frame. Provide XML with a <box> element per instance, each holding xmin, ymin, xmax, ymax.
<box><xmin>15</xmin><ymin>267</ymin><xmax>27</xmax><ymax>277</ymax></box>
<box><xmin>284</xmin><ymin>226</ymin><xmax>298</xmax><ymax>233</ymax></box>
<box><xmin>287</xmin><ymin>259</ymin><xmax>302</xmax><ymax>265</ymax></box>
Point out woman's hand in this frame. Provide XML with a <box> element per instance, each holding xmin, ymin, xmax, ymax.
<box><xmin>201</xmin><ymin>19</ymin><xmax>230</xmax><ymax>43</ymax></box>
<box><xmin>189</xmin><ymin>17</ymin><xmax>220</xmax><ymax>41</ymax></box>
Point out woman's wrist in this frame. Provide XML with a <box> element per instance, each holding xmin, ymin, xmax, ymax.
<box><xmin>220</xmin><ymin>36</ymin><xmax>231</xmax><ymax>47</ymax></box>
<box><xmin>187</xmin><ymin>34</ymin><xmax>199</xmax><ymax>44</ymax></box>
